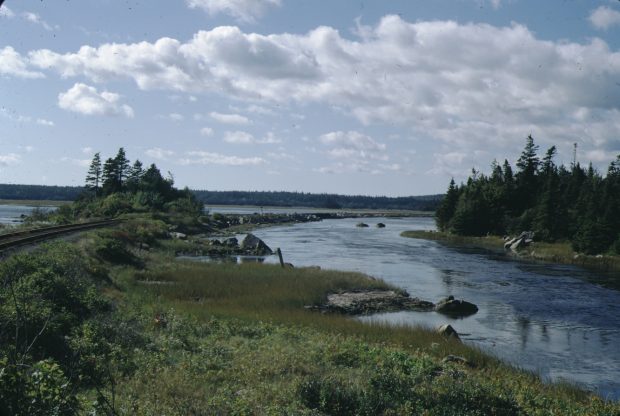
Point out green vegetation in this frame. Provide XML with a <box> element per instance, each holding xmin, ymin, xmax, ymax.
<box><xmin>195</xmin><ymin>190</ymin><xmax>441</xmax><ymax>211</ymax></box>
<box><xmin>436</xmin><ymin>135</ymin><xmax>620</xmax><ymax>255</ymax></box>
<box><xmin>1</xmin><ymin>216</ymin><xmax>619</xmax><ymax>415</ymax></box>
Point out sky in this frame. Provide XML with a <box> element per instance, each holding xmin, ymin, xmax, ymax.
<box><xmin>1</xmin><ymin>0</ymin><xmax>620</xmax><ymax>196</ymax></box>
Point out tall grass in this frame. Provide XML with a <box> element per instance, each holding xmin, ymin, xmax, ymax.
<box><xmin>112</xmin><ymin>259</ymin><xmax>620</xmax><ymax>414</ymax></box>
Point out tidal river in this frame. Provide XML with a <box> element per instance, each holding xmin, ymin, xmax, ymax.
<box><xmin>251</xmin><ymin>216</ymin><xmax>620</xmax><ymax>400</ymax></box>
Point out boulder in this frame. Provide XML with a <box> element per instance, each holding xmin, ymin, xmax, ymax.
<box><xmin>504</xmin><ymin>231</ymin><xmax>535</xmax><ymax>251</ymax></box>
<box><xmin>240</xmin><ymin>233</ymin><xmax>273</xmax><ymax>255</ymax></box>
<box><xmin>356</xmin><ymin>222</ymin><xmax>369</xmax><ymax>228</ymax></box>
<box><xmin>223</xmin><ymin>237</ymin><xmax>239</xmax><ymax>248</ymax></box>
<box><xmin>170</xmin><ymin>231</ymin><xmax>187</xmax><ymax>240</ymax></box>
<box><xmin>435</xmin><ymin>296</ymin><xmax>478</xmax><ymax>317</ymax></box>
<box><xmin>437</xmin><ymin>324</ymin><xmax>460</xmax><ymax>341</ymax></box>
<box><xmin>376</xmin><ymin>223</ymin><xmax>386</xmax><ymax>228</ymax></box>
<box><xmin>442</xmin><ymin>355</ymin><xmax>472</xmax><ymax>367</ymax></box>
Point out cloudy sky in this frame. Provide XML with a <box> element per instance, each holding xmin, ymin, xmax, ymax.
<box><xmin>1</xmin><ymin>0</ymin><xmax>620</xmax><ymax>196</ymax></box>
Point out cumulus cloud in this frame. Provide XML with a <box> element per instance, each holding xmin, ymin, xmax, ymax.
<box><xmin>0</xmin><ymin>153</ymin><xmax>21</xmax><ymax>166</ymax></box>
<box><xmin>36</xmin><ymin>118</ymin><xmax>55</xmax><ymax>126</ymax></box>
<box><xmin>589</xmin><ymin>6</ymin><xmax>620</xmax><ymax>30</ymax></box>
<box><xmin>210</xmin><ymin>111</ymin><xmax>251</xmax><ymax>124</ymax></box>
<box><xmin>20</xmin><ymin>15</ymin><xmax>620</xmax><ymax>168</ymax></box>
<box><xmin>180</xmin><ymin>150</ymin><xmax>265</xmax><ymax>165</ymax></box>
<box><xmin>0</xmin><ymin>46</ymin><xmax>44</xmax><ymax>78</ymax></box>
<box><xmin>224</xmin><ymin>130</ymin><xmax>255</xmax><ymax>144</ymax></box>
<box><xmin>61</xmin><ymin>157</ymin><xmax>91</xmax><ymax>167</ymax></box>
<box><xmin>58</xmin><ymin>83</ymin><xmax>134</xmax><ymax>118</ymax></box>
<box><xmin>0</xmin><ymin>5</ymin><xmax>15</xmax><ymax>18</ymax></box>
<box><xmin>200</xmin><ymin>127</ymin><xmax>214</xmax><ymax>136</ymax></box>
<box><xmin>146</xmin><ymin>147</ymin><xmax>175</xmax><ymax>160</ymax></box>
<box><xmin>186</xmin><ymin>0</ymin><xmax>281</xmax><ymax>23</ymax></box>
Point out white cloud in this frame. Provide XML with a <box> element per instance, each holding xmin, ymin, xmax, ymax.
<box><xmin>0</xmin><ymin>46</ymin><xmax>44</xmax><ymax>78</ymax></box>
<box><xmin>146</xmin><ymin>147</ymin><xmax>175</xmax><ymax>160</ymax></box>
<box><xmin>61</xmin><ymin>157</ymin><xmax>91</xmax><ymax>168</ymax></box>
<box><xmin>0</xmin><ymin>6</ymin><xmax>15</xmax><ymax>18</ymax></box>
<box><xmin>23</xmin><ymin>16</ymin><xmax>620</xmax><ymax>164</ymax></box>
<box><xmin>181</xmin><ymin>151</ymin><xmax>265</xmax><ymax>166</ymax></box>
<box><xmin>168</xmin><ymin>113</ymin><xmax>185</xmax><ymax>121</ymax></box>
<box><xmin>22</xmin><ymin>11</ymin><xmax>55</xmax><ymax>31</ymax></box>
<box><xmin>36</xmin><ymin>118</ymin><xmax>55</xmax><ymax>126</ymax></box>
<box><xmin>0</xmin><ymin>153</ymin><xmax>21</xmax><ymax>166</ymax></box>
<box><xmin>58</xmin><ymin>83</ymin><xmax>134</xmax><ymax>118</ymax></box>
<box><xmin>200</xmin><ymin>127</ymin><xmax>214</xmax><ymax>136</ymax></box>
<box><xmin>210</xmin><ymin>111</ymin><xmax>251</xmax><ymax>125</ymax></box>
<box><xmin>82</xmin><ymin>147</ymin><xmax>94</xmax><ymax>154</ymax></box>
<box><xmin>186</xmin><ymin>0</ymin><xmax>281</xmax><ymax>23</ymax></box>
<box><xmin>319</xmin><ymin>131</ymin><xmax>386</xmax><ymax>152</ymax></box>
<box><xmin>589</xmin><ymin>6</ymin><xmax>620</xmax><ymax>30</ymax></box>
<box><xmin>224</xmin><ymin>130</ymin><xmax>255</xmax><ymax>144</ymax></box>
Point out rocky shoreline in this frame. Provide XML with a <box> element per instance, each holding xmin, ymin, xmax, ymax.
<box><xmin>306</xmin><ymin>290</ymin><xmax>478</xmax><ymax>318</ymax></box>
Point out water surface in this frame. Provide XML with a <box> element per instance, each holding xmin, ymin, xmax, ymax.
<box><xmin>250</xmin><ymin>216</ymin><xmax>620</xmax><ymax>400</ymax></box>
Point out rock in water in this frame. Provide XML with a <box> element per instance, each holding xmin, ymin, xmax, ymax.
<box><xmin>376</xmin><ymin>223</ymin><xmax>386</xmax><ymax>228</ymax></box>
<box><xmin>356</xmin><ymin>222</ymin><xmax>369</xmax><ymax>228</ymax></box>
<box><xmin>241</xmin><ymin>233</ymin><xmax>273</xmax><ymax>255</ymax></box>
<box><xmin>435</xmin><ymin>296</ymin><xmax>478</xmax><ymax>317</ymax></box>
<box><xmin>437</xmin><ymin>324</ymin><xmax>460</xmax><ymax>341</ymax></box>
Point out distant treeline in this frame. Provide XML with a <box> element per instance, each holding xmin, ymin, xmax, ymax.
<box><xmin>0</xmin><ymin>183</ymin><xmax>441</xmax><ymax>211</ymax></box>
<box><xmin>193</xmin><ymin>190</ymin><xmax>442</xmax><ymax>211</ymax></box>
<box><xmin>0</xmin><ymin>184</ymin><xmax>84</xmax><ymax>201</ymax></box>
<box><xmin>436</xmin><ymin>135</ymin><xmax>620</xmax><ymax>255</ymax></box>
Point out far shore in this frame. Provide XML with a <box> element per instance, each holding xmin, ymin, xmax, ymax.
<box><xmin>401</xmin><ymin>230</ymin><xmax>620</xmax><ymax>278</ymax></box>
<box><xmin>0</xmin><ymin>199</ymin><xmax>70</xmax><ymax>207</ymax></box>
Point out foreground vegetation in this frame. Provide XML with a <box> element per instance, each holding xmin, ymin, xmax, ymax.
<box><xmin>1</xmin><ymin>215</ymin><xmax>619</xmax><ymax>415</ymax></box>
<box><xmin>436</xmin><ymin>135</ymin><xmax>620</xmax><ymax>255</ymax></box>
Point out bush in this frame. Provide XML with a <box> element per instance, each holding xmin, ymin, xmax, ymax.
<box><xmin>0</xmin><ymin>357</ymin><xmax>78</xmax><ymax>416</ymax></box>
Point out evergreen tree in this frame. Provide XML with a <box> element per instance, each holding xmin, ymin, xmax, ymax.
<box><xmin>435</xmin><ymin>178</ymin><xmax>459</xmax><ymax>232</ymax></box>
<box><xmin>85</xmin><ymin>152</ymin><xmax>102</xmax><ymax>194</ymax></box>
<box><xmin>101</xmin><ymin>157</ymin><xmax>120</xmax><ymax>195</ymax></box>
<box><xmin>127</xmin><ymin>160</ymin><xmax>144</xmax><ymax>192</ymax></box>
<box><xmin>113</xmin><ymin>147</ymin><xmax>130</xmax><ymax>188</ymax></box>
<box><xmin>515</xmin><ymin>135</ymin><xmax>540</xmax><ymax>214</ymax></box>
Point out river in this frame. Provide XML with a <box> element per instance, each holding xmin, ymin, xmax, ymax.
<box><xmin>249</xmin><ymin>216</ymin><xmax>620</xmax><ymax>400</ymax></box>
<box><xmin>0</xmin><ymin>204</ymin><xmax>56</xmax><ymax>225</ymax></box>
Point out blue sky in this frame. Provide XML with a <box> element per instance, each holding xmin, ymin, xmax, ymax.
<box><xmin>1</xmin><ymin>0</ymin><xmax>620</xmax><ymax>196</ymax></box>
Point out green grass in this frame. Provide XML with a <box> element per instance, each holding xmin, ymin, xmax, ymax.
<box><xmin>98</xmin><ymin>255</ymin><xmax>620</xmax><ymax>415</ymax></box>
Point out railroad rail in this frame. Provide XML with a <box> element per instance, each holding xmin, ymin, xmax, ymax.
<box><xmin>0</xmin><ymin>219</ymin><xmax>122</xmax><ymax>251</ymax></box>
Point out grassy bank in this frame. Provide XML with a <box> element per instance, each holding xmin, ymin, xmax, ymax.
<box><xmin>2</xmin><ymin>216</ymin><xmax>619</xmax><ymax>414</ymax></box>
<box><xmin>402</xmin><ymin>230</ymin><xmax>620</xmax><ymax>275</ymax></box>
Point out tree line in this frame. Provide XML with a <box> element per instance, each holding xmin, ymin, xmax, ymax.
<box><xmin>193</xmin><ymin>190</ymin><xmax>441</xmax><ymax>211</ymax></box>
<box><xmin>435</xmin><ymin>135</ymin><xmax>620</xmax><ymax>255</ymax></box>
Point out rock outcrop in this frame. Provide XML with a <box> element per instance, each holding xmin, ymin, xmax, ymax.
<box><xmin>376</xmin><ymin>223</ymin><xmax>386</xmax><ymax>228</ymax></box>
<box><xmin>356</xmin><ymin>222</ymin><xmax>369</xmax><ymax>228</ymax></box>
<box><xmin>308</xmin><ymin>290</ymin><xmax>435</xmax><ymax>315</ymax></box>
<box><xmin>504</xmin><ymin>231</ymin><xmax>535</xmax><ymax>251</ymax></box>
<box><xmin>435</xmin><ymin>296</ymin><xmax>478</xmax><ymax>317</ymax></box>
<box><xmin>437</xmin><ymin>324</ymin><xmax>460</xmax><ymax>341</ymax></box>
<box><xmin>240</xmin><ymin>233</ymin><xmax>273</xmax><ymax>255</ymax></box>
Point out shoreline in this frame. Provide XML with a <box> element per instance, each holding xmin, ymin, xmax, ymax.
<box><xmin>401</xmin><ymin>230</ymin><xmax>620</xmax><ymax>278</ymax></box>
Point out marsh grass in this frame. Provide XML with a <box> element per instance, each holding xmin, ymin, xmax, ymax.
<box><xmin>106</xmin><ymin>257</ymin><xmax>620</xmax><ymax>415</ymax></box>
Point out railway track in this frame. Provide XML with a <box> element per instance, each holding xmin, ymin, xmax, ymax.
<box><xmin>0</xmin><ymin>219</ymin><xmax>122</xmax><ymax>251</ymax></box>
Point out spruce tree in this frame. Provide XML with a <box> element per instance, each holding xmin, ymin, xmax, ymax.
<box><xmin>435</xmin><ymin>178</ymin><xmax>459</xmax><ymax>232</ymax></box>
<box><xmin>85</xmin><ymin>152</ymin><xmax>102</xmax><ymax>194</ymax></box>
